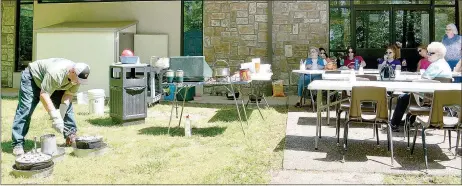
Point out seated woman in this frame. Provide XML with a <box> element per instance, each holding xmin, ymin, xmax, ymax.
<box><xmin>320</xmin><ymin>52</ymin><xmax>336</xmax><ymax>70</ymax></box>
<box><xmin>295</xmin><ymin>47</ymin><xmax>327</xmax><ymax>107</ymax></box>
<box><xmin>416</xmin><ymin>44</ymin><xmax>431</xmax><ymax>70</ymax></box>
<box><xmin>390</xmin><ymin>42</ymin><xmax>453</xmax><ymax>132</ymax></box>
<box><xmin>378</xmin><ymin>44</ymin><xmax>402</xmax><ymax>69</ymax></box>
<box><xmin>343</xmin><ymin>47</ymin><xmax>366</xmax><ymax>69</ymax></box>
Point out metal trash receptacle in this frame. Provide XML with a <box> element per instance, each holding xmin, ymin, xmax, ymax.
<box><xmin>109</xmin><ymin>64</ymin><xmax>148</xmax><ymax>125</ymax></box>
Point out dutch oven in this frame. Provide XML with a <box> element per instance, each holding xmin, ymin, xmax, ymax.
<box><xmin>226</xmin><ymin>91</ymin><xmax>240</xmax><ymax>100</ymax></box>
<box><xmin>75</xmin><ymin>136</ymin><xmax>103</xmax><ymax>149</ymax></box>
<box><xmin>15</xmin><ymin>152</ymin><xmax>53</xmax><ymax>171</ymax></box>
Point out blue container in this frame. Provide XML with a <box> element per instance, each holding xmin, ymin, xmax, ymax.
<box><xmin>354</xmin><ymin>58</ymin><xmax>359</xmax><ymax>70</ymax></box>
<box><xmin>163</xmin><ymin>84</ymin><xmax>176</xmax><ymax>101</ymax></box>
<box><xmin>120</xmin><ymin>56</ymin><xmax>139</xmax><ymax>64</ymax></box>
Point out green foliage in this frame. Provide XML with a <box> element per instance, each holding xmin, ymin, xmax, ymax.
<box><xmin>183</xmin><ymin>1</ymin><xmax>203</xmax><ymax>32</ymax></box>
<box><xmin>18</xmin><ymin>4</ymin><xmax>33</xmax><ymax>65</ymax></box>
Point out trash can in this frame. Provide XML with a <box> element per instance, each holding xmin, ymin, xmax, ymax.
<box><xmin>109</xmin><ymin>64</ymin><xmax>148</xmax><ymax>125</ymax></box>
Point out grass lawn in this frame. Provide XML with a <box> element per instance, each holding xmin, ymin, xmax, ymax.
<box><xmin>1</xmin><ymin>98</ymin><xmax>287</xmax><ymax>184</ymax></box>
<box><xmin>383</xmin><ymin>174</ymin><xmax>462</xmax><ymax>184</ymax></box>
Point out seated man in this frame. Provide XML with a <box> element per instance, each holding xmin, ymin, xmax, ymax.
<box><xmin>390</xmin><ymin>42</ymin><xmax>453</xmax><ymax>132</ymax></box>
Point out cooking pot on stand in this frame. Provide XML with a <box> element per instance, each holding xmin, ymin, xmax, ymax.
<box><xmin>212</xmin><ymin>60</ymin><xmax>231</xmax><ymax>82</ymax></box>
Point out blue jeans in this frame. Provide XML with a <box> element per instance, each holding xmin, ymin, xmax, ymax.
<box><xmin>11</xmin><ymin>68</ymin><xmax>77</xmax><ymax>147</ymax></box>
<box><xmin>447</xmin><ymin>60</ymin><xmax>459</xmax><ymax>71</ymax></box>
<box><xmin>297</xmin><ymin>74</ymin><xmax>322</xmax><ymax>97</ymax></box>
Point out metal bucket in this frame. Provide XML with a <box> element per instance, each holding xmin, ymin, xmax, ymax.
<box><xmin>175</xmin><ymin>70</ymin><xmax>184</xmax><ymax>83</ymax></box>
<box><xmin>166</xmin><ymin>70</ymin><xmax>174</xmax><ymax>83</ymax></box>
<box><xmin>40</xmin><ymin>134</ymin><xmax>57</xmax><ymax>156</ymax></box>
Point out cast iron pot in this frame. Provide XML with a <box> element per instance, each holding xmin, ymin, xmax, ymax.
<box><xmin>226</xmin><ymin>92</ymin><xmax>240</xmax><ymax>100</ymax></box>
<box><xmin>15</xmin><ymin>152</ymin><xmax>53</xmax><ymax>171</ymax></box>
<box><xmin>75</xmin><ymin>136</ymin><xmax>103</xmax><ymax>149</ymax></box>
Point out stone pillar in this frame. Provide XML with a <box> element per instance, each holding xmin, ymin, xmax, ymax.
<box><xmin>1</xmin><ymin>1</ymin><xmax>16</xmax><ymax>88</ymax></box>
<box><xmin>272</xmin><ymin>1</ymin><xmax>328</xmax><ymax>84</ymax></box>
<box><xmin>203</xmin><ymin>1</ymin><xmax>269</xmax><ymax>72</ymax></box>
<box><xmin>203</xmin><ymin>1</ymin><xmax>329</xmax><ymax>92</ymax></box>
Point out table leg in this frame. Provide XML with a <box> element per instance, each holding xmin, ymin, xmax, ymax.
<box><xmin>228</xmin><ymin>84</ymin><xmax>246</xmax><ymax>135</ymax></box>
<box><xmin>177</xmin><ymin>87</ymin><xmax>189</xmax><ymax>128</ymax></box>
<box><xmin>315</xmin><ymin>89</ymin><xmax>322</xmax><ymax>150</ymax></box>
<box><xmin>239</xmin><ymin>87</ymin><xmax>249</xmax><ymax>125</ymax></box>
<box><xmin>168</xmin><ymin>86</ymin><xmax>179</xmax><ymax>134</ymax></box>
<box><xmin>327</xmin><ymin>90</ymin><xmax>330</xmax><ymax>126</ymax></box>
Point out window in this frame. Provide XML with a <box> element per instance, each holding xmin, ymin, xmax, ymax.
<box><xmin>16</xmin><ymin>0</ymin><xmax>34</xmax><ymax>71</ymax></box>
<box><xmin>182</xmin><ymin>0</ymin><xmax>203</xmax><ymax>56</ymax></box>
<box><xmin>434</xmin><ymin>7</ymin><xmax>456</xmax><ymax>41</ymax></box>
<box><xmin>329</xmin><ymin>8</ymin><xmax>350</xmax><ymax>50</ymax></box>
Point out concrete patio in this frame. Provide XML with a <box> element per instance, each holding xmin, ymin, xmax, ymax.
<box><xmin>278</xmin><ymin>111</ymin><xmax>461</xmax><ymax>180</ymax></box>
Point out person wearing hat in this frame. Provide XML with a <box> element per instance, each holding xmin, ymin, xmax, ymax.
<box><xmin>11</xmin><ymin>58</ymin><xmax>90</xmax><ymax>156</ymax></box>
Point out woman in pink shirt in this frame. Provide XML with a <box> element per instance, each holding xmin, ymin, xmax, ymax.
<box><xmin>343</xmin><ymin>47</ymin><xmax>366</xmax><ymax>69</ymax></box>
<box><xmin>416</xmin><ymin>44</ymin><xmax>431</xmax><ymax>70</ymax></box>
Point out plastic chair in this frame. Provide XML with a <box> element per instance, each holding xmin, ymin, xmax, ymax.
<box><xmin>412</xmin><ymin>90</ymin><xmax>462</xmax><ymax>169</ymax></box>
<box><xmin>339</xmin><ymin>86</ymin><xmax>394</xmax><ymax>166</ymax></box>
<box><xmin>403</xmin><ymin>79</ymin><xmax>441</xmax><ymax>148</ymax></box>
<box><xmin>335</xmin><ymin>78</ymin><xmax>376</xmax><ymax>138</ymax></box>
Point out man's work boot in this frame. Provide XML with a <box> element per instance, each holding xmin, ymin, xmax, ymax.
<box><xmin>13</xmin><ymin>145</ymin><xmax>24</xmax><ymax>156</ymax></box>
<box><xmin>66</xmin><ymin>134</ymin><xmax>77</xmax><ymax>147</ymax></box>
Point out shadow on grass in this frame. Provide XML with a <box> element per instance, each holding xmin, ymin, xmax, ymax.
<box><xmin>1</xmin><ymin>96</ymin><xmax>18</xmax><ymax>100</ymax></box>
<box><xmin>138</xmin><ymin>126</ymin><xmax>227</xmax><ymax>137</ymax></box>
<box><xmin>1</xmin><ymin>140</ymin><xmax>38</xmax><ymax>155</ymax></box>
<box><xmin>274</xmin><ymin>136</ymin><xmax>286</xmax><ymax>152</ymax></box>
<box><xmin>208</xmin><ymin>108</ymin><xmax>255</xmax><ymax>122</ymax></box>
<box><xmin>87</xmin><ymin>117</ymin><xmax>120</xmax><ymax>127</ymax></box>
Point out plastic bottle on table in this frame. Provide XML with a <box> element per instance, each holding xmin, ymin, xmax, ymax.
<box><xmin>354</xmin><ymin>58</ymin><xmax>359</xmax><ymax>70</ymax></box>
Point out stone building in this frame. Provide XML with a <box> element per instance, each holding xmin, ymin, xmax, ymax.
<box><xmin>1</xmin><ymin>0</ymin><xmax>460</xmax><ymax>91</ymax></box>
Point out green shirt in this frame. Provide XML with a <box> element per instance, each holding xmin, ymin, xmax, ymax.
<box><xmin>28</xmin><ymin>58</ymin><xmax>80</xmax><ymax>95</ymax></box>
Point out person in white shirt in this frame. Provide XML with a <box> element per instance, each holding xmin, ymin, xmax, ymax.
<box><xmin>390</xmin><ymin>42</ymin><xmax>453</xmax><ymax>132</ymax></box>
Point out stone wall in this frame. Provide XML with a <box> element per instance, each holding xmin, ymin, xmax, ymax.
<box><xmin>272</xmin><ymin>1</ymin><xmax>328</xmax><ymax>83</ymax></box>
<box><xmin>203</xmin><ymin>1</ymin><xmax>269</xmax><ymax>72</ymax></box>
<box><xmin>1</xmin><ymin>1</ymin><xmax>16</xmax><ymax>88</ymax></box>
<box><xmin>203</xmin><ymin>1</ymin><xmax>329</xmax><ymax>85</ymax></box>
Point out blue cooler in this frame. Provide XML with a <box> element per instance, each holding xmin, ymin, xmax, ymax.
<box><xmin>120</xmin><ymin>56</ymin><xmax>140</xmax><ymax>64</ymax></box>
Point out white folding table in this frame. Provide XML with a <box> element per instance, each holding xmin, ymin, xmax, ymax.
<box><xmin>308</xmin><ymin>80</ymin><xmax>462</xmax><ymax>150</ymax></box>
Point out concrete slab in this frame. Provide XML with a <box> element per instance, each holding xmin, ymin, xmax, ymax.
<box><xmin>283</xmin><ymin>111</ymin><xmax>461</xmax><ymax>175</ymax></box>
<box><xmin>189</xmin><ymin>95</ymin><xmax>300</xmax><ymax>106</ymax></box>
<box><xmin>270</xmin><ymin>170</ymin><xmax>384</xmax><ymax>184</ymax></box>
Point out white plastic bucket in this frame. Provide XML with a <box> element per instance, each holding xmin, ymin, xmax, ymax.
<box><xmin>76</xmin><ymin>92</ymin><xmax>88</xmax><ymax>105</ymax></box>
<box><xmin>87</xmin><ymin>89</ymin><xmax>105</xmax><ymax>115</ymax></box>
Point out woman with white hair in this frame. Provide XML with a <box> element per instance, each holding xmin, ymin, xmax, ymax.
<box><xmin>389</xmin><ymin>42</ymin><xmax>453</xmax><ymax>132</ymax></box>
<box><xmin>295</xmin><ymin>47</ymin><xmax>327</xmax><ymax>107</ymax></box>
<box><xmin>442</xmin><ymin>23</ymin><xmax>461</xmax><ymax>70</ymax></box>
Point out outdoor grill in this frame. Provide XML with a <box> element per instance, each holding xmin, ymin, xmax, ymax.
<box><xmin>168</xmin><ymin>56</ymin><xmax>212</xmax><ymax>82</ymax></box>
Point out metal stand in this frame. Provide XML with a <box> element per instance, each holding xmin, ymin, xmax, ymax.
<box><xmin>245</xmin><ymin>81</ymin><xmax>269</xmax><ymax>120</ymax></box>
<box><xmin>166</xmin><ymin>82</ymin><xmax>248</xmax><ymax>136</ymax></box>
